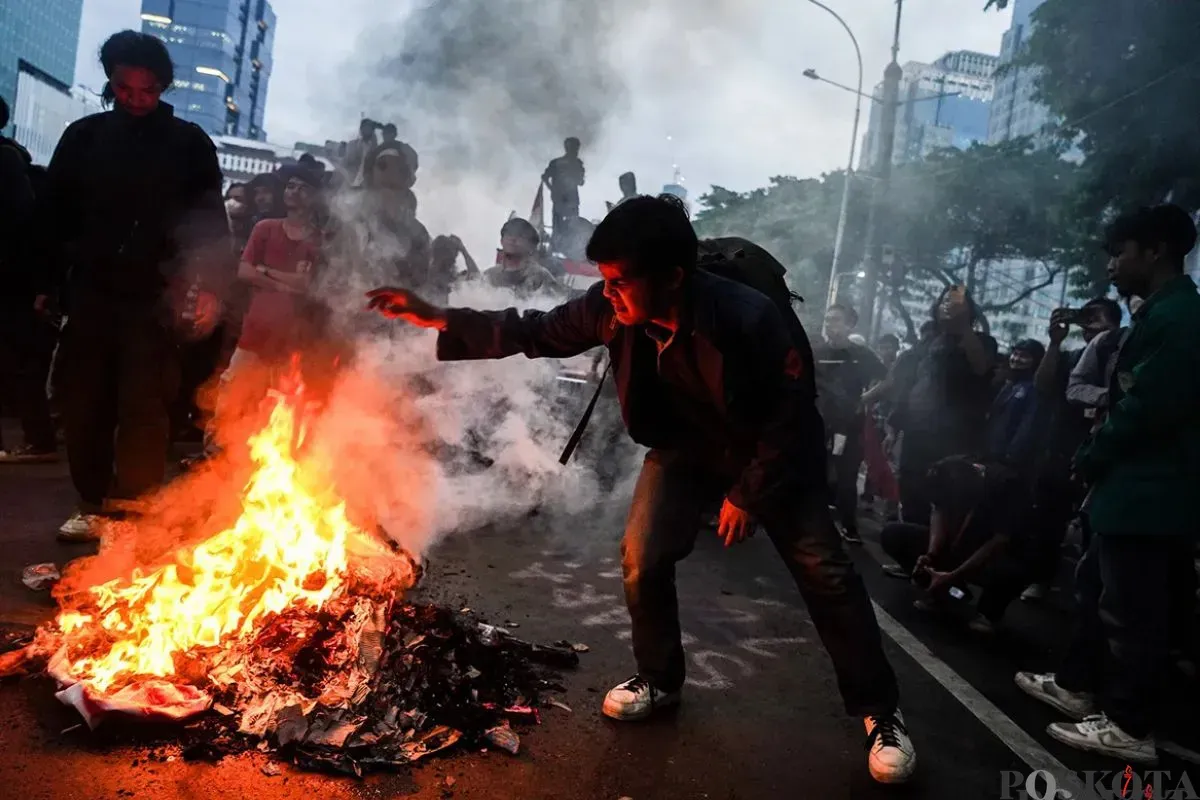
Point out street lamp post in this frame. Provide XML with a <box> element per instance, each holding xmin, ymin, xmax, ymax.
<box><xmin>801</xmin><ymin>1</ymin><xmax>864</xmax><ymax>316</ymax></box>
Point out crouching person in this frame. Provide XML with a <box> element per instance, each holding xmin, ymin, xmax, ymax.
<box><xmin>881</xmin><ymin>455</ymin><xmax>1034</xmax><ymax>634</ymax></box>
<box><xmin>365</xmin><ymin>194</ymin><xmax>917</xmax><ymax>784</ymax></box>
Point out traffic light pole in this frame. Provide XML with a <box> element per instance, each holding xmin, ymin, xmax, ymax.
<box><xmin>860</xmin><ymin>0</ymin><xmax>904</xmax><ymax>343</ymax></box>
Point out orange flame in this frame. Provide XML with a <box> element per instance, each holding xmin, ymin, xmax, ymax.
<box><xmin>57</xmin><ymin>389</ymin><xmax>362</xmax><ymax>693</ymax></box>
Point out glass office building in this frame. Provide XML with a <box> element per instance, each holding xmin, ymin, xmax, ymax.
<box><xmin>0</xmin><ymin>0</ymin><xmax>84</xmax><ymax>134</ymax></box>
<box><xmin>140</xmin><ymin>0</ymin><xmax>275</xmax><ymax>140</ymax></box>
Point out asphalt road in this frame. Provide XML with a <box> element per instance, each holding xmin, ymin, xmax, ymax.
<box><xmin>2</xmin><ymin>431</ymin><xmax>1199</xmax><ymax>800</ymax></box>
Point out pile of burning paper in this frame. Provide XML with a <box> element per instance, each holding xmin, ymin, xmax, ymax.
<box><xmin>0</xmin><ymin>378</ymin><xmax>580</xmax><ymax>775</ymax></box>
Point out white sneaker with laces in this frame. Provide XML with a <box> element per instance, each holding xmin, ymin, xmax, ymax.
<box><xmin>601</xmin><ymin>674</ymin><xmax>680</xmax><ymax>721</ymax></box>
<box><xmin>1046</xmin><ymin>714</ymin><xmax>1158</xmax><ymax>764</ymax></box>
<box><xmin>865</xmin><ymin>710</ymin><xmax>917</xmax><ymax>784</ymax></box>
<box><xmin>57</xmin><ymin>512</ymin><xmax>103</xmax><ymax>543</ymax></box>
<box><xmin>1014</xmin><ymin>672</ymin><xmax>1097</xmax><ymax>720</ymax></box>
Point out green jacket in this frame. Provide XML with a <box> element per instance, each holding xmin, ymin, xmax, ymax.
<box><xmin>1077</xmin><ymin>274</ymin><xmax>1200</xmax><ymax>536</ymax></box>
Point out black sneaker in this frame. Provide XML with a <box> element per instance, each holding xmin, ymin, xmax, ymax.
<box><xmin>601</xmin><ymin>674</ymin><xmax>680</xmax><ymax>721</ymax></box>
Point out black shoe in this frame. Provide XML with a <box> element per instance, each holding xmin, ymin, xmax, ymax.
<box><xmin>841</xmin><ymin>527</ymin><xmax>863</xmax><ymax>546</ymax></box>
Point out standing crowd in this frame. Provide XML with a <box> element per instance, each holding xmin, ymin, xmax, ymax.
<box><xmin>817</xmin><ymin>203</ymin><xmax>1200</xmax><ymax>765</ymax></box>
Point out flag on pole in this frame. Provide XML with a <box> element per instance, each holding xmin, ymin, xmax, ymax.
<box><xmin>530</xmin><ymin>182</ymin><xmax>546</xmax><ymax>233</ymax></box>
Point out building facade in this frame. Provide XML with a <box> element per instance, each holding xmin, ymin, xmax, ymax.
<box><xmin>0</xmin><ymin>0</ymin><xmax>84</xmax><ymax>135</ymax></box>
<box><xmin>863</xmin><ymin>51</ymin><xmax>997</xmax><ymax>170</ymax></box>
<box><xmin>9</xmin><ymin>62</ymin><xmax>102</xmax><ymax>164</ymax></box>
<box><xmin>211</xmin><ymin>134</ymin><xmax>335</xmax><ymax>191</ymax></box>
<box><xmin>987</xmin><ymin>0</ymin><xmax>1056</xmax><ymax>146</ymax></box>
<box><xmin>140</xmin><ymin>0</ymin><xmax>275</xmax><ymax>141</ymax></box>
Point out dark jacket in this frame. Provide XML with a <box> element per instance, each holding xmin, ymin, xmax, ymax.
<box><xmin>985</xmin><ymin>375</ymin><xmax>1041</xmax><ymax>468</ymax></box>
<box><xmin>1076</xmin><ymin>274</ymin><xmax>1200</xmax><ymax>537</ymax></box>
<box><xmin>435</xmin><ymin>271</ymin><xmax>826</xmax><ymax>515</ymax></box>
<box><xmin>37</xmin><ymin>102</ymin><xmax>230</xmax><ymax>307</ymax></box>
<box><xmin>0</xmin><ymin>135</ymin><xmax>35</xmax><ymax>302</ymax></box>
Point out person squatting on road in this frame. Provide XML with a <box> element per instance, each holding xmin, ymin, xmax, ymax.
<box><xmin>1016</xmin><ymin>204</ymin><xmax>1200</xmax><ymax>766</ymax></box>
<box><xmin>38</xmin><ymin>31</ymin><xmax>230</xmax><ymax>542</ymax></box>
<box><xmin>365</xmin><ymin>194</ymin><xmax>918</xmax><ymax>785</ymax></box>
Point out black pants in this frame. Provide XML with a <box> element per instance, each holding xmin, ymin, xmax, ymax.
<box><xmin>0</xmin><ymin>303</ymin><xmax>56</xmax><ymax>452</ymax></box>
<box><xmin>897</xmin><ymin>429</ymin><xmax>966</xmax><ymax>527</ymax></box>
<box><xmin>622</xmin><ymin>449</ymin><xmax>899</xmax><ymax>717</ymax></box>
<box><xmin>1056</xmin><ymin>534</ymin><xmax>1194</xmax><ymax>739</ymax></box>
<box><xmin>173</xmin><ymin>322</ymin><xmax>227</xmax><ymax>437</ymax></box>
<box><xmin>829</xmin><ymin>426</ymin><xmax>865</xmax><ymax>535</ymax></box>
<box><xmin>60</xmin><ymin>295</ymin><xmax>180</xmax><ymax>509</ymax></box>
<box><xmin>1027</xmin><ymin>471</ymin><xmax>1079</xmax><ymax>586</ymax></box>
<box><xmin>880</xmin><ymin>521</ymin><xmax>1032</xmax><ymax>621</ymax></box>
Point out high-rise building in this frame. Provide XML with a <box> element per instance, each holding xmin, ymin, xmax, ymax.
<box><xmin>140</xmin><ymin>0</ymin><xmax>275</xmax><ymax>141</ymax></box>
<box><xmin>987</xmin><ymin>0</ymin><xmax>1055</xmax><ymax>146</ymax></box>
<box><xmin>862</xmin><ymin>50</ymin><xmax>997</xmax><ymax>170</ymax></box>
<box><xmin>10</xmin><ymin>63</ymin><xmax>101</xmax><ymax>164</ymax></box>
<box><xmin>0</xmin><ymin>0</ymin><xmax>84</xmax><ymax>134</ymax></box>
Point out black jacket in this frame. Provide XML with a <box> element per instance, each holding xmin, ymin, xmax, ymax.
<box><xmin>37</xmin><ymin>102</ymin><xmax>230</xmax><ymax>306</ymax></box>
<box><xmin>436</xmin><ymin>271</ymin><xmax>827</xmax><ymax>515</ymax></box>
<box><xmin>0</xmin><ymin>136</ymin><xmax>35</xmax><ymax>302</ymax></box>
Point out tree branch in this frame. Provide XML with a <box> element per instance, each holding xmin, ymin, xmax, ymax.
<box><xmin>978</xmin><ymin>265</ymin><xmax>1062</xmax><ymax>313</ymax></box>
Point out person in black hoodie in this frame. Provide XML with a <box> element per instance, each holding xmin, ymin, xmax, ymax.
<box><xmin>38</xmin><ymin>31</ymin><xmax>230</xmax><ymax>541</ymax></box>
<box><xmin>365</xmin><ymin>195</ymin><xmax>917</xmax><ymax>785</ymax></box>
<box><xmin>0</xmin><ymin>100</ymin><xmax>59</xmax><ymax>464</ymax></box>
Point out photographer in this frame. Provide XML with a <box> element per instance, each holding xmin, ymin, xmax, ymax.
<box><xmin>881</xmin><ymin>456</ymin><xmax>1034</xmax><ymax>634</ymax></box>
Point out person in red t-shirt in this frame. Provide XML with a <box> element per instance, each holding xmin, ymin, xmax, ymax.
<box><xmin>206</xmin><ymin>165</ymin><xmax>324</xmax><ymax>454</ymax></box>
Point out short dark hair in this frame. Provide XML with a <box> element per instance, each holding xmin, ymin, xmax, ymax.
<box><xmin>0</xmin><ymin>96</ymin><xmax>9</xmax><ymax>130</ymax></box>
<box><xmin>1082</xmin><ymin>296</ymin><xmax>1122</xmax><ymax>326</ymax></box>
<box><xmin>99</xmin><ymin>31</ymin><xmax>174</xmax><ymax>106</ymax></box>
<box><xmin>382</xmin><ymin>123</ymin><xmax>397</xmax><ymax>136</ymax></box>
<box><xmin>827</xmin><ymin>303</ymin><xmax>859</xmax><ymax>327</ymax></box>
<box><xmin>877</xmin><ymin>333</ymin><xmax>900</xmax><ymax>347</ymax></box>
<box><xmin>1012</xmin><ymin>338</ymin><xmax>1046</xmax><ymax>363</ymax></box>
<box><xmin>224</xmin><ymin>182</ymin><xmax>245</xmax><ymax>198</ymax></box>
<box><xmin>501</xmin><ymin>218</ymin><xmax>540</xmax><ymax>247</ymax></box>
<box><xmin>565</xmin><ymin>137</ymin><xmax>581</xmax><ymax>150</ymax></box>
<box><xmin>432</xmin><ymin>235</ymin><xmax>458</xmax><ymax>262</ymax></box>
<box><xmin>1104</xmin><ymin>204</ymin><xmax>1198</xmax><ymax>266</ymax></box>
<box><xmin>586</xmin><ymin>194</ymin><xmax>698</xmax><ymax>279</ymax></box>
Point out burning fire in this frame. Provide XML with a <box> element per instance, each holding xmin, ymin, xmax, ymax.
<box><xmin>56</xmin><ymin>388</ymin><xmax>362</xmax><ymax>694</ymax></box>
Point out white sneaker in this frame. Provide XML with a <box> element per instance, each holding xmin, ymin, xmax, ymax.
<box><xmin>865</xmin><ymin>710</ymin><xmax>917</xmax><ymax>784</ymax></box>
<box><xmin>1014</xmin><ymin>672</ymin><xmax>1097</xmax><ymax>720</ymax></box>
<box><xmin>601</xmin><ymin>675</ymin><xmax>680</xmax><ymax>721</ymax></box>
<box><xmin>57</xmin><ymin>512</ymin><xmax>103</xmax><ymax>543</ymax></box>
<box><xmin>967</xmin><ymin>614</ymin><xmax>996</xmax><ymax>635</ymax></box>
<box><xmin>1046</xmin><ymin>714</ymin><xmax>1158</xmax><ymax>765</ymax></box>
<box><xmin>1020</xmin><ymin>584</ymin><xmax>1047</xmax><ymax>602</ymax></box>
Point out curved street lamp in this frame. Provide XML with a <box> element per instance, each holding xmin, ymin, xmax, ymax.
<box><xmin>801</xmin><ymin>0</ymin><xmax>864</xmax><ymax>315</ymax></box>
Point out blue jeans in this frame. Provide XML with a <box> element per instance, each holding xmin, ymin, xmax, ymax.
<box><xmin>621</xmin><ymin>449</ymin><xmax>900</xmax><ymax>717</ymax></box>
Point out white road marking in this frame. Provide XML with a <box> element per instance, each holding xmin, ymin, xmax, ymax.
<box><xmin>872</xmin><ymin>602</ymin><xmax>1088</xmax><ymax>799</ymax></box>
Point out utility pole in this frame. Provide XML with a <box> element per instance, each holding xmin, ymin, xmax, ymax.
<box><xmin>860</xmin><ymin>0</ymin><xmax>904</xmax><ymax>342</ymax></box>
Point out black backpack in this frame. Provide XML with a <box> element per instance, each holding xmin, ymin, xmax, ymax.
<box><xmin>559</xmin><ymin>236</ymin><xmax>815</xmax><ymax>463</ymax></box>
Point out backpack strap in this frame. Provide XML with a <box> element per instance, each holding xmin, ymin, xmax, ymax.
<box><xmin>559</xmin><ymin>363</ymin><xmax>612</xmax><ymax>465</ymax></box>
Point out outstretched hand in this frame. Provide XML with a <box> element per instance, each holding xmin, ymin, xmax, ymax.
<box><xmin>365</xmin><ymin>287</ymin><xmax>448</xmax><ymax>330</ymax></box>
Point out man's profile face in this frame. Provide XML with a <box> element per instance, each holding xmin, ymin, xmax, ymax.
<box><xmin>1009</xmin><ymin>350</ymin><xmax>1036</xmax><ymax>373</ymax></box>
<box><xmin>227</xmin><ymin>186</ymin><xmax>246</xmax><ymax>205</ymax></box>
<box><xmin>823</xmin><ymin>308</ymin><xmax>852</xmax><ymax>345</ymax></box>
<box><xmin>111</xmin><ymin>66</ymin><xmax>162</xmax><ymax>117</ymax></box>
<box><xmin>599</xmin><ymin>261</ymin><xmax>662</xmax><ymax>326</ymax></box>
<box><xmin>1079</xmin><ymin>306</ymin><xmax>1116</xmax><ymax>342</ymax></box>
<box><xmin>1108</xmin><ymin>239</ymin><xmax>1156</xmax><ymax>298</ymax></box>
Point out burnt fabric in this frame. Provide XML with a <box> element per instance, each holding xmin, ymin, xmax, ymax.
<box><xmin>59</xmin><ymin>294</ymin><xmax>181</xmax><ymax>508</ymax></box>
<box><xmin>435</xmin><ymin>271</ymin><xmax>826</xmax><ymax>516</ymax></box>
<box><xmin>622</xmin><ymin>449</ymin><xmax>898</xmax><ymax>715</ymax></box>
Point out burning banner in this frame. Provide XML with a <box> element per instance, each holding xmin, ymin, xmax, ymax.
<box><xmin>1</xmin><ymin>363</ymin><xmax>580</xmax><ymax>775</ymax></box>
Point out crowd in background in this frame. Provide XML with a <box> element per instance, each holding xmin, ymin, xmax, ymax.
<box><xmin>815</xmin><ymin>207</ymin><xmax>1200</xmax><ymax>761</ymax></box>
